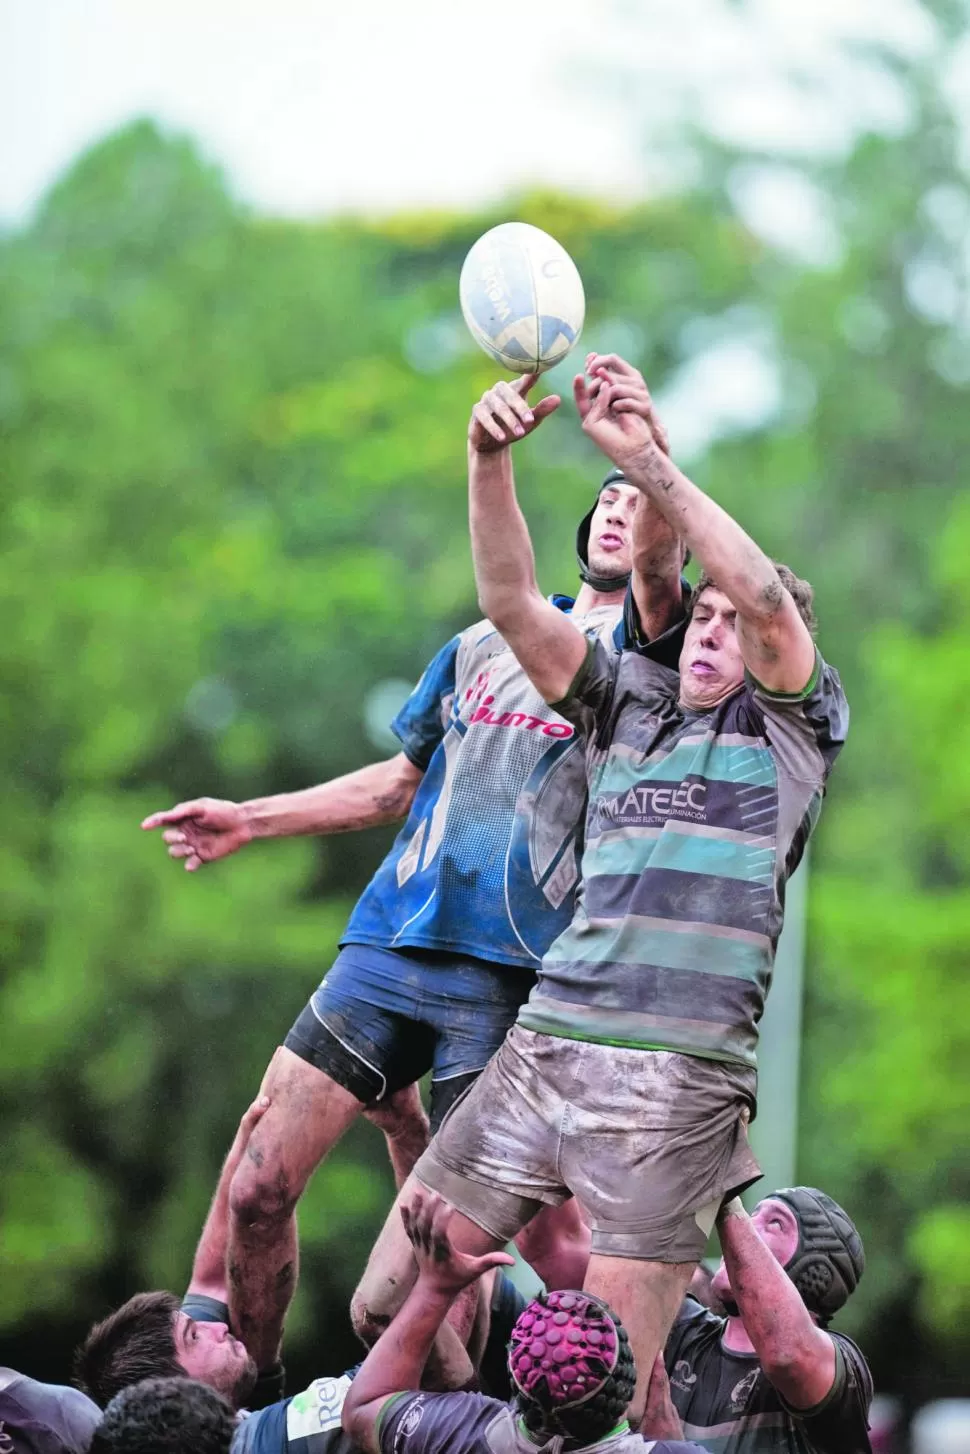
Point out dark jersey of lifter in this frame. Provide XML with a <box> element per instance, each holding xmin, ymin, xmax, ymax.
<box><xmin>664</xmin><ymin>1296</ymin><xmax>873</xmax><ymax>1454</ymax></box>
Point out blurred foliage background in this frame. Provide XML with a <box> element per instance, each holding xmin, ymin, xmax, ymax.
<box><xmin>1</xmin><ymin>0</ymin><xmax>969</xmax><ymax>1419</ymax></box>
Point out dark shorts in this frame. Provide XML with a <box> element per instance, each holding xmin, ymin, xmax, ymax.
<box><xmin>284</xmin><ymin>943</ymin><xmax>536</xmax><ymax>1131</ymax></box>
<box><xmin>415</xmin><ymin>1023</ymin><xmax>761</xmax><ymax>1261</ymax></box>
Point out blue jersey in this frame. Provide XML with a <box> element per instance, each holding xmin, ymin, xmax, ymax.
<box><xmin>232</xmin><ymin>1375</ymin><xmax>355</xmax><ymax>1454</ymax></box>
<box><xmin>342</xmin><ymin>599</ymin><xmax>623</xmax><ymax>969</ymax></box>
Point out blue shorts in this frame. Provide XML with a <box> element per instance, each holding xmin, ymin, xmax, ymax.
<box><xmin>284</xmin><ymin>944</ymin><xmax>536</xmax><ymax>1131</ymax></box>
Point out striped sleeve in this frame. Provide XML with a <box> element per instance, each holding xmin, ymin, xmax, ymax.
<box><xmin>752</xmin><ymin>654</ymin><xmax>849</xmax><ymax>784</ymax></box>
<box><xmin>549</xmin><ymin>637</ymin><xmax>618</xmax><ymax>739</ymax></box>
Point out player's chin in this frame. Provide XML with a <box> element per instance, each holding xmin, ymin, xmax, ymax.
<box><xmin>232</xmin><ymin>1355</ymin><xmax>259</xmax><ymax>1408</ymax></box>
<box><xmin>586</xmin><ymin>554</ymin><xmax>631</xmax><ymax>584</ymax></box>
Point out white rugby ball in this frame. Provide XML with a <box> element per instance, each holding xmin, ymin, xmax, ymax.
<box><xmin>459</xmin><ymin>222</ymin><xmax>585</xmax><ymax>375</ymax></box>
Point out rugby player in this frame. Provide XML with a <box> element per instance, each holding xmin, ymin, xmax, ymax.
<box><xmin>74</xmin><ymin>1087</ymin><xmax>423</xmax><ymax>1436</ymax></box>
<box><xmin>88</xmin><ymin>1373</ymin><xmax>351</xmax><ymax>1454</ymax></box>
<box><xmin>343</xmin><ymin>1190</ymin><xmax>708</xmax><ymax>1454</ymax></box>
<box><xmin>142</xmin><ymin>373</ymin><xmax>688</xmax><ymax>1375</ymax></box>
<box><xmin>665</xmin><ymin>1189</ymin><xmax>873</xmax><ymax>1452</ymax></box>
<box><xmin>352</xmin><ymin>354</ymin><xmax>849</xmax><ymax>1427</ymax></box>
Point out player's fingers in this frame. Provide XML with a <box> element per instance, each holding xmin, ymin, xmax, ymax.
<box><xmin>473</xmin><ymin>1251</ymin><xmax>516</xmax><ymax>1275</ymax></box>
<box><xmin>591</xmin><ymin>380</ymin><xmax>618</xmax><ymax>416</ymax></box>
<box><xmin>471</xmin><ymin>403</ymin><xmax>508</xmax><ymax>444</ymax></box>
<box><xmin>573</xmin><ymin>374</ymin><xmax>592</xmax><ymax>419</ymax></box>
<box><xmin>185</xmin><ymin>853</ymin><xmax>204</xmax><ymax>872</ymax></box>
<box><xmin>595</xmin><ymin>367</ymin><xmax>644</xmax><ymax>391</ymax></box>
<box><xmin>582</xmin><ymin>381</ymin><xmax>608</xmax><ymax>424</ymax></box>
<box><xmin>532</xmin><ymin>395</ymin><xmax>561</xmax><ymax>424</ymax></box>
<box><xmin>162</xmin><ymin>828</ymin><xmax>187</xmax><ymax>846</ymax></box>
<box><xmin>242</xmin><ymin>1094</ymin><xmax>271</xmax><ymax>1129</ymax></box>
<box><xmin>407</xmin><ymin>1189</ymin><xmax>434</xmax><ymax>1251</ymax></box>
<box><xmin>594</xmin><ymin>365</ymin><xmax>642</xmax><ymax>394</ymax></box>
<box><xmin>416</xmin><ymin>1213</ymin><xmax>436</xmax><ymax>1256</ymax></box>
<box><xmin>483</xmin><ymin>391</ymin><xmax>526</xmax><ymax>437</ymax></box>
<box><xmin>609</xmin><ymin>391</ymin><xmax>668</xmax><ymax>447</ymax></box>
<box><xmin>600</xmin><ymin>381</ymin><xmax>650</xmax><ymax>410</ymax></box>
<box><xmin>147</xmin><ymin>800</ymin><xmax>206</xmax><ymax>828</ymax></box>
<box><xmin>513</xmin><ymin>372</ymin><xmax>540</xmax><ymax>397</ymax></box>
<box><xmin>588</xmin><ymin>352</ymin><xmax>638</xmax><ymax>378</ymax></box>
<box><xmin>419</xmin><ymin>1191</ymin><xmax>447</xmax><ymax>1231</ymax></box>
<box><xmin>495</xmin><ymin>381</ymin><xmax>536</xmax><ymax>425</ymax></box>
<box><xmin>142</xmin><ymin>809</ymin><xmax>187</xmax><ymax>830</ymax></box>
<box><xmin>168</xmin><ymin>842</ymin><xmax>193</xmax><ymax>859</ymax></box>
<box><xmin>429</xmin><ymin>1201</ymin><xmax>453</xmax><ymax>1259</ymax></box>
<box><xmin>401</xmin><ymin>1194</ymin><xmax>430</xmax><ymax>1250</ymax></box>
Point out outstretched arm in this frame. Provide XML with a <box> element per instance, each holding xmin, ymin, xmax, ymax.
<box><xmin>142</xmin><ymin>752</ymin><xmax>424</xmax><ymax>872</ymax></box>
<box><xmin>343</xmin><ymin>1192</ymin><xmax>513</xmax><ymax>1454</ymax></box>
<box><xmin>601</xmin><ymin>357</ymin><xmax>685</xmax><ymax>642</ymax></box>
<box><xmin>187</xmin><ymin>1095</ymin><xmax>270</xmax><ymax>1301</ymax></box>
<box><xmin>717</xmin><ymin>1199</ymin><xmax>836</xmax><ymax>1410</ymax></box>
<box><xmin>578</xmin><ymin>355</ymin><xmax>816</xmax><ymax>694</ymax></box>
<box><xmin>468</xmin><ymin>375</ymin><xmax>589</xmax><ymax>704</ymax></box>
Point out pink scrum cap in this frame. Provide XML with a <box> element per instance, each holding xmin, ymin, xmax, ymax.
<box><xmin>508</xmin><ymin>1290</ymin><xmax>632</xmax><ymax>1412</ymax></box>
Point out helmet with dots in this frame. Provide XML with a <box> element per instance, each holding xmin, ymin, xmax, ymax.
<box><xmin>771</xmin><ymin>1187</ymin><xmax>865</xmax><ymax>1322</ymax></box>
<box><xmin>508</xmin><ymin>1290</ymin><xmax>636</xmax><ymax>1446</ymax></box>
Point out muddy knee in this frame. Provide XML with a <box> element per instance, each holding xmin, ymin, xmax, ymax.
<box><xmin>350</xmin><ymin>1289</ymin><xmax>392</xmax><ymax>1349</ymax></box>
<box><xmin>229</xmin><ymin>1155</ymin><xmax>299</xmax><ymax>1235</ymax></box>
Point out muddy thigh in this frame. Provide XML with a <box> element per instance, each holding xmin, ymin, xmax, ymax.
<box><xmin>554</xmin><ymin>1045</ymin><xmax>760</xmax><ymax>1260</ymax></box>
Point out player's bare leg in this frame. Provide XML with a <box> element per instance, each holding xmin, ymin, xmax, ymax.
<box><xmin>361</xmin><ymin>1083</ymin><xmax>432</xmax><ymax>1190</ymax></box>
<box><xmin>351</xmin><ymin>1171</ymin><xmax>506</xmax><ymax>1388</ymax></box>
<box><xmin>460</xmin><ymin>1201</ymin><xmax>590</xmax><ymax>1377</ymax></box>
<box><xmin>227</xmin><ymin>1046</ymin><xmax>367</xmax><ymax>1370</ymax></box>
<box><xmin>514</xmin><ymin>1198</ymin><xmax>590</xmax><ymax>1289</ymax></box>
<box><xmin>584</xmin><ymin>1253</ymin><xmax>697</xmax><ymax>1430</ymax></box>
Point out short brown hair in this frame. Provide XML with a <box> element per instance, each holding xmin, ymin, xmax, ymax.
<box><xmin>693</xmin><ymin>562</ymin><xmax>817</xmax><ymax>636</ymax></box>
<box><xmin>75</xmin><ymin>1292</ymin><xmax>182</xmax><ymax>1408</ymax></box>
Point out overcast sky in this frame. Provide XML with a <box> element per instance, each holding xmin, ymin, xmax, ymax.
<box><xmin>0</xmin><ymin>0</ymin><xmax>946</xmax><ymax>226</ymax></box>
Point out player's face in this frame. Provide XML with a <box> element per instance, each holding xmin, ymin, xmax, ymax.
<box><xmin>710</xmin><ymin>1198</ymin><xmax>801</xmax><ymax>1307</ymax></box>
<box><xmin>750</xmin><ymin>1199</ymin><xmax>801</xmax><ymax>1264</ymax></box>
<box><xmin>585</xmin><ymin>483</ymin><xmax>639</xmax><ymax>582</ymax></box>
<box><xmin>174</xmin><ymin>1313</ymin><xmax>257</xmax><ymax>1408</ymax></box>
<box><xmin>679</xmin><ymin>587</ymin><xmax>745</xmax><ymax>710</ymax></box>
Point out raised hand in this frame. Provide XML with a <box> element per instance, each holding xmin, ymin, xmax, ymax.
<box><xmin>140</xmin><ymin>797</ymin><xmax>252</xmax><ymax>871</ymax></box>
<box><xmin>468</xmin><ymin>374</ymin><xmax>561</xmax><ymax>454</ymax></box>
<box><xmin>574</xmin><ymin>353</ymin><xmax>669</xmax><ymax>467</ymax></box>
<box><xmin>400</xmin><ymin>1188</ymin><xmax>514</xmax><ymax>1296</ymax></box>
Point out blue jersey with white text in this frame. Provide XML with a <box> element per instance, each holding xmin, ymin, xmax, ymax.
<box><xmin>342</xmin><ymin>599</ymin><xmax>623</xmax><ymax>968</ymax></box>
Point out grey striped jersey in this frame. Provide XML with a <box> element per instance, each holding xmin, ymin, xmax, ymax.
<box><xmin>517</xmin><ymin>642</ymin><xmax>848</xmax><ymax>1067</ymax></box>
